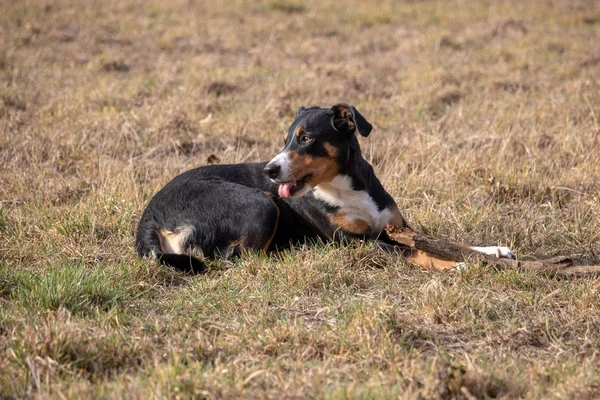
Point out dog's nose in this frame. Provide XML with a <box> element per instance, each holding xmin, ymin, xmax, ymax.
<box><xmin>264</xmin><ymin>163</ymin><xmax>281</xmax><ymax>179</ymax></box>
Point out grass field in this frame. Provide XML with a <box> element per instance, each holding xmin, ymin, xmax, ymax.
<box><xmin>1</xmin><ymin>0</ymin><xmax>600</xmax><ymax>398</ymax></box>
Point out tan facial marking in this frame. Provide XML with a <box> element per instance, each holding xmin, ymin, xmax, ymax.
<box><xmin>323</xmin><ymin>142</ymin><xmax>338</xmax><ymax>158</ymax></box>
<box><xmin>288</xmin><ymin>151</ymin><xmax>339</xmax><ymax>186</ymax></box>
<box><xmin>295</xmin><ymin>126</ymin><xmax>305</xmax><ymax>137</ymax></box>
<box><xmin>283</xmin><ymin>133</ymin><xmax>288</xmax><ymax>143</ymax></box>
<box><xmin>330</xmin><ymin>213</ymin><xmax>371</xmax><ymax>235</ymax></box>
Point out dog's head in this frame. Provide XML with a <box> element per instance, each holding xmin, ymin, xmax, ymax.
<box><xmin>265</xmin><ymin>103</ymin><xmax>372</xmax><ymax>198</ymax></box>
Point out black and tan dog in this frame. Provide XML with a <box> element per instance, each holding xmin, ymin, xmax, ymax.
<box><xmin>136</xmin><ymin>104</ymin><xmax>513</xmax><ymax>273</ymax></box>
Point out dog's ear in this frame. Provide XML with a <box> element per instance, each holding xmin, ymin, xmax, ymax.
<box><xmin>296</xmin><ymin>106</ymin><xmax>307</xmax><ymax>117</ymax></box>
<box><xmin>296</xmin><ymin>105</ymin><xmax>320</xmax><ymax>118</ymax></box>
<box><xmin>330</xmin><ymin>104</ymin><xmax>372</xmax><ymax>137</ymax></box>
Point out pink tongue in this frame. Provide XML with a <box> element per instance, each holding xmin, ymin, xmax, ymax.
<box><xmin>278</xmin><ymin>183</ymin><xmax>294</xmax><ymax>198</ymax></box>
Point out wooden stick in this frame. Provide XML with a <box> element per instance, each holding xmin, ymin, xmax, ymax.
<box><xmin>385</xmin><ymin>227</ymin><xmax>600</xmax><ymax>278</ymax></box>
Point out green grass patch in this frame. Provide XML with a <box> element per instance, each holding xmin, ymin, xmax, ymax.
<box><xmin>0</xmin><ymin>261</ymin><xmax>142</xmax><ymax>316</ymax></box>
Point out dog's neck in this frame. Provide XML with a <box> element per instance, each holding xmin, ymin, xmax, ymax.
<box><xmin>312</xmin><ymin>147</ymin><xmax>402</xmax><ymax>234</ymax></box>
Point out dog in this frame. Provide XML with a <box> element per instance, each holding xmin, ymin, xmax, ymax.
<box><xmin>136</xmin><ymin>103</ymin><xmax>513</xmax><ymax>273</ymax></box>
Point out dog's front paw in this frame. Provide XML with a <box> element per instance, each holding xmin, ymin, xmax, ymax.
<box><xmin>472</xmin><ymin>246</ymin><xmax>516</xmax><ymax>259</ymax></box>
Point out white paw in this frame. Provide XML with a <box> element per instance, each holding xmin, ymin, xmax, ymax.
<box><xmin>472</xmin><ymin>246</ymin><xmax>516</xmax><ymax>259</ymax></box>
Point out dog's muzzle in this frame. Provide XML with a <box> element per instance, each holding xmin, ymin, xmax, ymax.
<box><xmin>264</xmin><ymin>154</ymin><xmax>312</xmax><ymax>199</ymax></box>
<box><xmin>264</xmin><ymin>162</ymin><xmax>281</xmax><ymax>180</ymax></box>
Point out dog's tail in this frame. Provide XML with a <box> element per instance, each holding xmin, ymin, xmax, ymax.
<box><xmin>135</xmin><ymin>226</ymin><xmax>207</xmax><ymax>274</ymax></box>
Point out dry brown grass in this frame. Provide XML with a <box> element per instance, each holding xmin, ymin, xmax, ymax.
<box><xmin>1</xmin><ymin>0</ymin><xmax>600</xmax><ymax>398</ymax></box>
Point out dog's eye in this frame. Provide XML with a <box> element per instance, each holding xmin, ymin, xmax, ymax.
<box><xmin>300</xmin><ymin>136</ymin><xmax>313</xmax><ymax>144</ymax></box>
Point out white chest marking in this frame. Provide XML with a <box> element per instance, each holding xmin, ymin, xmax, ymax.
<box><xmin>313</xmin><ymin>175</ymin><xmax>392</xmax><ymax>234</ymax></box>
